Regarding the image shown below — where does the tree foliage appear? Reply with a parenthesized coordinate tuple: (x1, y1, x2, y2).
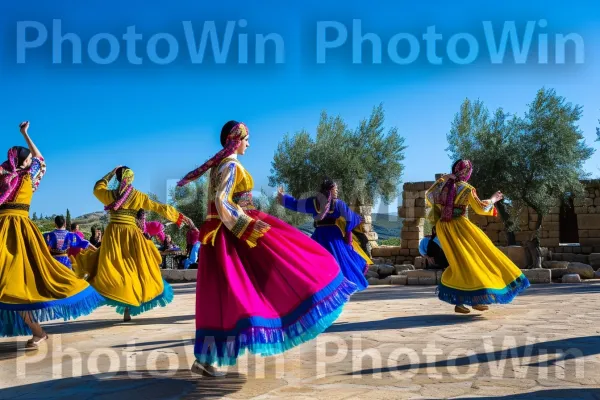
(66, 209, 71, 230)
(268, 104, 406, 214)
(447, 88, 595, 251)
(446, 98, 521, 242)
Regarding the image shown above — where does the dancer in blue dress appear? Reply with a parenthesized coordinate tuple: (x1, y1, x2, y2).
(45, 215, 95, 269)
(278, 177, 369, 291)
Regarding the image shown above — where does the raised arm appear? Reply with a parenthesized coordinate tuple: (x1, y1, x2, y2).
(138, 192, 185, 226)
(278, 189, 317, 215)
(70, 232, 92, 249)
(93, 167, 120, 205)
(19, 122, 41, 158)
(215, 161, 269, 247)
(467, 188, 499, 217)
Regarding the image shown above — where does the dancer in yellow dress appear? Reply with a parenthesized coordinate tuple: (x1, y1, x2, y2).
(425, 159, 530, 314)
(0, 121, 104, 347)
(72, 165, 194, 321)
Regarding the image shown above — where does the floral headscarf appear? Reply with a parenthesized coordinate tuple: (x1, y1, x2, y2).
(0, 147, 30, 205)
(439, 160, 473, 222)
(105, 168, 135, 211)
(177, 123, 249, 187)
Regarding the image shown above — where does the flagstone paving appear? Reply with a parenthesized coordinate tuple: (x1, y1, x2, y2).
(1, 282, 600, 399)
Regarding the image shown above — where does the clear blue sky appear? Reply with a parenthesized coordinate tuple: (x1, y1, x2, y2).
(0, 0, 598, 218)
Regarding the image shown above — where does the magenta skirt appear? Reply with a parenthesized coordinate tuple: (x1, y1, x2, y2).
(194, 210, 358, 366)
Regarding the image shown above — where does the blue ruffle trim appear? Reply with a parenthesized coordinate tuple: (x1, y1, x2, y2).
(437, 273, 530, 306)
(0, 286, 105, 337)
(194, 273, 358, 367)
(103, 279, 174, 316)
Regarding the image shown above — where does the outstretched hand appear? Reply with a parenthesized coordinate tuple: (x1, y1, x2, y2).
(182, 215, 196, 230)
(19, 121, 29, 134)
(491, 191, 504, 203)
(276, 187, 285, 204)
(255, 220, 270, 232)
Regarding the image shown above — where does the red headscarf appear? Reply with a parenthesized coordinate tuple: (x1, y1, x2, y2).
(186, 228, 200, 245)
(439, 160, 473, 222)
(177, 123, 249, 187)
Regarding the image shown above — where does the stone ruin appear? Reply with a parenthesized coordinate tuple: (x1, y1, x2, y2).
(369, 175, 600, 286)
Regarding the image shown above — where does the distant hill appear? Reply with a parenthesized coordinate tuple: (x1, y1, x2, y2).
(297, 213, 402, 240)
(36, 211, 403, 242)
(33, 211, 107, 237)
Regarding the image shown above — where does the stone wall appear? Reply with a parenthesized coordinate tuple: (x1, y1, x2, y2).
(371, 180, 435, 264)
(373, 176, 600, 262)
(469, 179, 600, 254)
(350, 204, 379, 251)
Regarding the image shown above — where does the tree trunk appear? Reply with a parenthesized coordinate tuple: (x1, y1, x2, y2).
(495, 201, 517, 246)
(525, 211, 544, 269)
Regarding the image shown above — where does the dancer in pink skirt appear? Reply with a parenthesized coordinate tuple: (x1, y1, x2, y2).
(177, 120, 358, 376)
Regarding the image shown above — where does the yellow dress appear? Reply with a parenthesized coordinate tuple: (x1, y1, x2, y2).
(71, 172, 183, 316)
(351, 227, 374, 266)
(0, 158, 104, 337)
(425, 177, 530, 305)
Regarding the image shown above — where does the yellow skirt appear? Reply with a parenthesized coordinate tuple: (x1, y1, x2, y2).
(352, 235, 373, 265)
(0, 210, 105, 337)
(71, 221, 173, 316)
(436, 216, 530, 305)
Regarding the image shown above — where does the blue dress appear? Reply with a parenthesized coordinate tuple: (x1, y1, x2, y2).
(45, 229, 91, 269)
(281, 195, 369, 291)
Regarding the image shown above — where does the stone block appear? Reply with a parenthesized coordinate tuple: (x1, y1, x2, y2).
(588, 253, 600, 270)
(394, 264, 415, 274)
(577, 214, 600, 230)
(378, 276, 392, 285)
(406, 270, 437, 285)
(390, 275, 408, 285)
(567, 262, 595, 279)
(543, 260, 569, 269)
(377, 264, 396, 277)
(168, 269, 184, 282)
(414, 256, 425, 269)
(550, 268, 569, 279)
(402, 231, 421, 240)
(506, 246, 528, 269)
(366, 271, 379, 279)
(183, 270, 197, 281)
(522, 269, 551, 284)
(540, 238, 560, 247)
(562, 274, 582, 283)
(580, 238, 600, 246)
(367, 277, 380, 285)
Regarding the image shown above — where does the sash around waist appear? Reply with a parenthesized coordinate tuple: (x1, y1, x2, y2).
(109, 209, 138, 225)
(0, 203, 30, 217)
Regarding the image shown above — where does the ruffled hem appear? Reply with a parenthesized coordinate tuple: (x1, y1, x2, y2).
(103, 280, 174, 316)
(0, 286, 106, 337)
(436, 273, 530, 306)
(194, 274, 358, 367)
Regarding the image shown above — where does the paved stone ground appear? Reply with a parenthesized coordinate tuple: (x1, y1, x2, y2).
(1, 282, 600, 399)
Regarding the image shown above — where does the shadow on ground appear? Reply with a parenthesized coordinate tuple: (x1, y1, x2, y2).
(326, 313, 483, 333)
(462, 388, 600, 399)
(346, 335, 600, 377)
(0, 370, 246, 399)
(41, 314, 194, 335)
